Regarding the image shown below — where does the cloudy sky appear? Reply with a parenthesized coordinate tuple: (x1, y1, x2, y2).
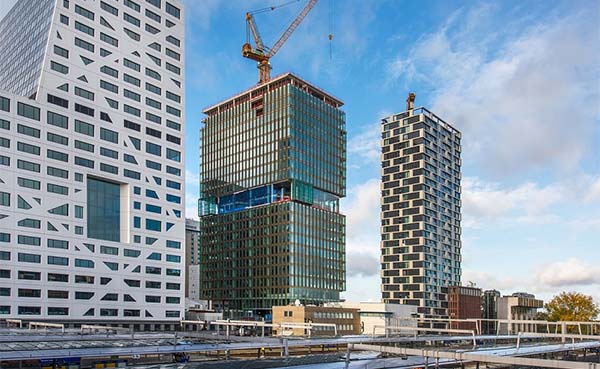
(2, 0, 598, 304)
(179, 0, 600, 304)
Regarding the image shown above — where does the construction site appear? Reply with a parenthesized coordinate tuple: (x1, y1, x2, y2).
(0, 317, 599, 368)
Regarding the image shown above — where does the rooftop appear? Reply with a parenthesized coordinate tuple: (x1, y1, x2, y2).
(202, 72, 344, 118)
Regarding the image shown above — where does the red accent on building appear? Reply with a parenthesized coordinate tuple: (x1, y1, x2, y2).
(448, 286, 481, 330)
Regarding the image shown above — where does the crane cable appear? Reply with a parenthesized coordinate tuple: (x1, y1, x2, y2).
(328, 0, 334, 59)
(250, 0, 301, 15)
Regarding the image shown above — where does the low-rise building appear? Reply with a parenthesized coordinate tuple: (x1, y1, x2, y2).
(498, 292, 543, 334)
(272, 305, 360, 336)
(448, 286, 481, 330)
(339, 302, 418, 335)
(482, 290, 501, 334)
(183, 300, 222, 331)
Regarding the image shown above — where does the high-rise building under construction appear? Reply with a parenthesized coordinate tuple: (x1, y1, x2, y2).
(199, 73, 346, 316)
(380, 96, 461, 320)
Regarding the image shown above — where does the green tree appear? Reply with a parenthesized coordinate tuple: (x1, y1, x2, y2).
(545, 292, 599, 322)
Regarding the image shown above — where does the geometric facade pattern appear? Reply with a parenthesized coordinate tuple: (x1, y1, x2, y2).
(380, 106, 461, 319)
(0, 0, 185, 322)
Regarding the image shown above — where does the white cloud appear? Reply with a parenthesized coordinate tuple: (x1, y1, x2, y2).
(586, 177, 600, 202)
(347, 123, 380, 166)
(536, 258, 600, 287)
(346, 252, 379, 278)
(388, 5, 600, 177)
(462, 269, 516, 292)
(462, 176, 566, 227)
(341, 178, 381, 277)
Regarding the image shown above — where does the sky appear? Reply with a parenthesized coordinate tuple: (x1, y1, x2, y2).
(180, 0, 600, 305)
(2, 0, 599, 305)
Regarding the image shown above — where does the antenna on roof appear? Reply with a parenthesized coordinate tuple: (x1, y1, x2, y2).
(406, 92, 416, 111)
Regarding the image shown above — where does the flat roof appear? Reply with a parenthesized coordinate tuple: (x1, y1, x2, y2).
(202, 72, 343, 116)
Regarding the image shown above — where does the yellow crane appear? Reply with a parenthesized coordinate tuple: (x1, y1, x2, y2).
(242, 0, 319, 84)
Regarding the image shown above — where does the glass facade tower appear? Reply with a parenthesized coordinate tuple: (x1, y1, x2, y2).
(199, 73, 346, 316)
(380, 106, 461, 320)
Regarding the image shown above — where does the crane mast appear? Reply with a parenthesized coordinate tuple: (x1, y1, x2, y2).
(242, 0, 319, 84)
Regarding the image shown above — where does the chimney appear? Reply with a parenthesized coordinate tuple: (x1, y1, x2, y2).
(406, 92, 416, 113)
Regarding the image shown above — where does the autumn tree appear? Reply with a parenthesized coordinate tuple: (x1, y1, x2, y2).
(545, 292, 599, 322)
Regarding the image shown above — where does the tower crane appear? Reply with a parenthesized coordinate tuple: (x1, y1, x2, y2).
(242, 0, 319, 84)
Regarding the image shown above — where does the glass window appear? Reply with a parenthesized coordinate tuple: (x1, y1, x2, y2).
(0, 96, 9, 112)
(75, 120, 94, 136)
(18, 177, 40, 190)
(145, 219, 161, 231)
(89, 168, 109, 183)
(18, 218, 40, 229)
(75, 86, 94, 100)
(100, 80, 119, 93)
(100, 128, 119, 143)
(17, 142, 40, 155)
(165, 2, 180, 19)
(75, 259, 94, 268)
(124, 73, 140, 86)
(124, 104, 141, 117)
(17, 159, 40, 173)
(166, 105, 180, 117)
(47, 166, 69, 179)
(100, 147, 118, 159)
(124, 58, 141, 72)
(48, 256, 69, 266)
(166, 148, 180, 162)
(47, 132, 69, 146)
(146, 142, 161, 156)
(54, 45, 69, 58)
(48, 93, 69, 109)
(0, 192, 9, 207)
(47, 111, 68, 129)
(87, 177, 120, 242)
(17, 124, 40, 138)
(48, 239, 69, 249)
(145, 68, 161, 81)
(75, 4, 94, 20)
(18, 253, 41, 263)
(17, 102, 40, 121)
(100, 32, 118, 47)
(51, 61, 69, 74)
(166, 48, 180, 61)
(75, 157, 94, 168)
(124, 0, 141, 12)
(75, 21, 95, 36)
(75, 37, 95, 52)
(166, 35, 180, 47)
(124, 89, 140, 102)
(101, 1, 118, 16)
(101, 65, 118, 78)
(146, 97, 161, 109)
(75, 103, 94, 117)
(47, 149, 69, 162)
(75, 140, 94, 153)
(123, 13, 140, 27)
(48, 273, 69, 282)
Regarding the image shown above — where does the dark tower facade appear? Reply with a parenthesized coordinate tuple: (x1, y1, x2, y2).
(199, 73, 346, 316)
(380, 98, 462, 320)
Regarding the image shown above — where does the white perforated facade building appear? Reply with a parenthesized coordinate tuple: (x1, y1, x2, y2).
(0, 0, 186, 325)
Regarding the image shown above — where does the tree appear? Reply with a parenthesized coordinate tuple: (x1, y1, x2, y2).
(545, 292, 599, 322)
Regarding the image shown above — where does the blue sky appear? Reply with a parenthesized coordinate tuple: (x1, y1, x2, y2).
(181, 0, 600, 304)
(2, 0, 598, 305)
